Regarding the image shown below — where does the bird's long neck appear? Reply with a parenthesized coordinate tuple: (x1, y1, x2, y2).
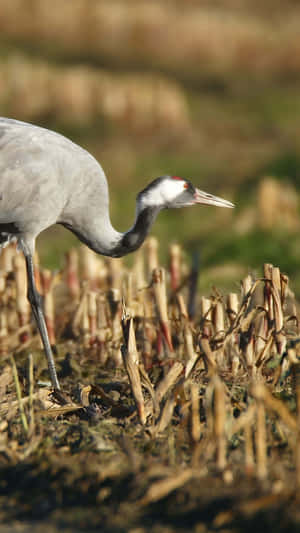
(110, 205, 160, 257)
(61, 205, 160, 258)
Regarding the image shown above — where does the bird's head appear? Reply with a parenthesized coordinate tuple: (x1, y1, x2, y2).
(137, 175, 234, 211)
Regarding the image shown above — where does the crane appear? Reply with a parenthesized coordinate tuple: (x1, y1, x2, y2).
(0, 117, 234, 390)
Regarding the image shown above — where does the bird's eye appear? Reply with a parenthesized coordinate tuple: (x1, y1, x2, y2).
(183, 181, 195, 193)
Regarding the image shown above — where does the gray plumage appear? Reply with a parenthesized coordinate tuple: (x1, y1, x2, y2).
(0, 117, 234, 390)
(0, 117, 121, 257)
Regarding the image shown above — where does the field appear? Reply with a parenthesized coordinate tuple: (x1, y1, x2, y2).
(0, 241, 300, 532)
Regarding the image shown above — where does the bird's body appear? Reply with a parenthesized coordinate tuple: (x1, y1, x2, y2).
(0, 117, 234, 390)
(0, 117, 119, 256)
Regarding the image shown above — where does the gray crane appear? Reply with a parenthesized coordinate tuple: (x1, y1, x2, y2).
(0, 117, 234, 390)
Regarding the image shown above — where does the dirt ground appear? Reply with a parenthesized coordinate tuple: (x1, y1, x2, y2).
(1, 353, 300, 533)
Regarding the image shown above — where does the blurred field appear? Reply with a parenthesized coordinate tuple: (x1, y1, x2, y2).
(1, 0, 300, 294)
(2, 0, 300, 80)
(1, 1, 300, 531)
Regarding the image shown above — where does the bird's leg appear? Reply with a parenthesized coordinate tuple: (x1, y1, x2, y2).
(24, 253, 60, 390)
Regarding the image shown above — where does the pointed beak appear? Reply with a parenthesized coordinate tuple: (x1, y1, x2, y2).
(193, 188, 234, 209)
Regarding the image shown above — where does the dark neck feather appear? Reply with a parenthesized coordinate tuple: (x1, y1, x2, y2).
(60, 205, 161, 258)
(110, 206, 160, 258)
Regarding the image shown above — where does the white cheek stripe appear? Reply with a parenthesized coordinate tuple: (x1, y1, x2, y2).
(142, 179, 185, 207)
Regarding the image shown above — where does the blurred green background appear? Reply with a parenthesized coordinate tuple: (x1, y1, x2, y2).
(1, 0, 300, 293)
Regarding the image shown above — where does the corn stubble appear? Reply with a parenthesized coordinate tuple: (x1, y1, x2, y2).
(0, 238, 300, 525)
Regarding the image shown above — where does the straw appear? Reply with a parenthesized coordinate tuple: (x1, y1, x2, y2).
(10, 354, 28, 435)
(121, 311, 146, 425)
(152, 267, 174, 353)
(65, 248, 80, 301)
(169, 243, 181, 292)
